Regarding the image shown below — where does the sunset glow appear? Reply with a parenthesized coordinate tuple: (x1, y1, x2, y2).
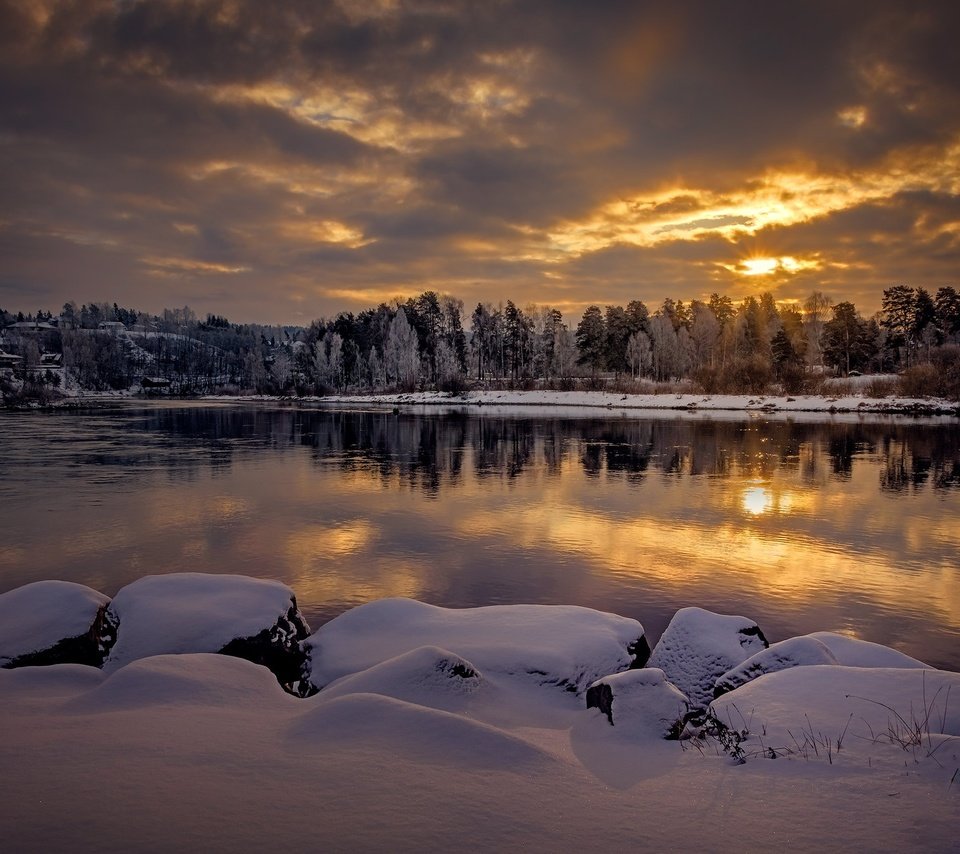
(0, 2, 957, 322)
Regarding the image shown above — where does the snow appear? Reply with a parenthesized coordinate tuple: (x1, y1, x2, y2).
(0, 580, 109, 665)
(2, 648, 958, 851)
(710, 665, 960, 776)
(585, 667, 689, 738)
(714, 635, 840, 697)
(648, 606, 768, 711)
(312, 386, 959, 416)
(316, 645, 485, 712)
(103, 573, 301, 671)
(0, 583, 957, 850)
(806, 631, 930, 669)
(303, 597, 646, 694)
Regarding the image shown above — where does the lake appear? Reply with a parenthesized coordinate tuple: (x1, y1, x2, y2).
(1, 401, 958, 670)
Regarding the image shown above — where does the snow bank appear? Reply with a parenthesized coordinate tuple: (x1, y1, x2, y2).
(68, 653, 297, 712)
(104, 573, 311, 690)
(292, 692, 552, 770)
(304, 597, 647, 694)
(0, 580, 110, 667)
(3, 651, 958, 852)
(315, 387, 959, 416)
(648, 606, 768, 711)
(316, 645, 484, 712)
(710, 665, 960, 775)
(806, 631, 929, 669)
(2, 589, 959, 852)
(713, 636, 839, 698)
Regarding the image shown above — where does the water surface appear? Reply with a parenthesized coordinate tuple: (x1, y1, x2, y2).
(1, 401, 958, 669)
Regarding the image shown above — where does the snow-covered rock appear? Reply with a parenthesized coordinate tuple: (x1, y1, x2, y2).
(67, 654, 297, 712)
(304, 597, 648, 694)
(648, 606, 768, 711)
(317, 645, 484, 712)
(103, 573, 311, 693)
(710, 665, 960, 771)
(713, 636, 839, 698)
(586, 668, 688, 739)
(806, 631, 928, 669)
(0, 581, 112, 668)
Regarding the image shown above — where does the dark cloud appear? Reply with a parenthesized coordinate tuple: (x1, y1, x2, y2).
(0, 0, 958, 322)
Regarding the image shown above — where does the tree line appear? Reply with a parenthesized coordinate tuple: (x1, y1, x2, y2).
(2, 285, 960, 402)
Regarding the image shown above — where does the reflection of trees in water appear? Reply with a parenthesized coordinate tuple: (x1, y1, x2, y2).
(126, 406, 960, 497)
(877, 431, 956, 493)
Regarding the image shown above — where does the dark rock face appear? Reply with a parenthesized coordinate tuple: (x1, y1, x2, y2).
(0, 581, 115, 670)
(102, 573, 315, 697)
(585, 681, 614, 722)
(219, 603, 313, 697)
(4, 605, 115, 669)
(627, 636, 651, 669)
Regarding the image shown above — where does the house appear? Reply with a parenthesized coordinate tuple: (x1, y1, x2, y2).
(4, 321, 57, 332)
(141, 377, 172, 392)
(0, 350, 22, 371)
(98, 321, 128, 334)
(40, 352, 63, 368)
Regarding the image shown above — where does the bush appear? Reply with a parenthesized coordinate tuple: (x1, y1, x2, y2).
(930, 345, 960, 401)
(864, 377, 898, 398)
(898, 363, 940, 398)
(692, 366, 721, 394)
(778, 363, 808, 395)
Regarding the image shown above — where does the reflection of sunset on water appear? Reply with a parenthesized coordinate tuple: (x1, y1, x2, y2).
(741, 486, 772, 516)
(1, 405, 958, 670)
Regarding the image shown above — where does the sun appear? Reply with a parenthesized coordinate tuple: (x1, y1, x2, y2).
(740, 257, 779, 276)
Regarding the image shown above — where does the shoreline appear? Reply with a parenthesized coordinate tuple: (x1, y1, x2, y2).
(4, 387, 959, 417)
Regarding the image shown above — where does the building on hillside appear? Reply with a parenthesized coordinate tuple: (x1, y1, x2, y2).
(98, 321, 128, 334)
(39, 352, 63, 368)
(4, 321, 57, 332)
(0, 350, 23, 373)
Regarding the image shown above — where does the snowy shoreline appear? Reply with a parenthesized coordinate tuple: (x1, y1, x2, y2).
(311, 387, 960, 417)
(5, 383, 959, 417)
(2, 575, 958, 851)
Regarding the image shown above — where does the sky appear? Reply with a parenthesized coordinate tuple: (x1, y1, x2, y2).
(1, 0, 959, 325)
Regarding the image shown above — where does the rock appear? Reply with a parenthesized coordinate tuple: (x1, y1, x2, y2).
(586, 668, 688, 739)
(805, 632, 928, 669)
(0, 581, 113, 668)
(103, 573, 312, 695)
(648, 606, 768, 712)
(710, 665, 960, 766)
(713, 636, 839, 698)
(317, 646, 484, 712)
(303, 597, 647, 694)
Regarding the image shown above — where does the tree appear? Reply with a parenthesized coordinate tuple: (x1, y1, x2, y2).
(689, 301, 720, 369)
(604, 305, 631, 375)
(626, 330, 652, 378)
(881, 285, 916, 364)
(824, 302, 874, 375)
(935, 286, 960, 340)
(385, 308, 419, 390)
(575, 306, 606, 376)
(708, 293, 735, 328)
(803, 291, 831, 370)
(771, 328, 800, 377)
(649, 313, 679, 381)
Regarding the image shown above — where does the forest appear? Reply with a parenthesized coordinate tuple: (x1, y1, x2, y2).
(2, 285, 960, 402)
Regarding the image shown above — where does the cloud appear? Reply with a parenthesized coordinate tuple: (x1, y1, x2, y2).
(0, 0, 958, 322)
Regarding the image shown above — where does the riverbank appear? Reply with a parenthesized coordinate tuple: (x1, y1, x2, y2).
(1, 580, 958, 852)
(309, 388, 960, 417)
(4, 385, 958, 417)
